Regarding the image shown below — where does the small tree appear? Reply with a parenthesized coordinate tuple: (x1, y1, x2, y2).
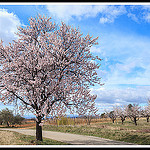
(141, 106, 150, 122)
(0, 113, 3, 125)
(0, 15, 102, 141)
(83, 115, 94, 125)
(81, 99, 99, 125)
(141, 100, 150, 122)
(0, 108, 24, 126)
(109, 111, 117, 123)
(105, 110, 117, 123)
(12, 114, 25, 125)
(0, 108, 14, 126)
(100, 113, 107, 119)
(127, 104, 141, 126)
(113, 105, 127, 124)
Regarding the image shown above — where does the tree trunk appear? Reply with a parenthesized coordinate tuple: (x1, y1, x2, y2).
(121, 117, 125, 124)
(73, 117, 76, 126)
(134, 117, 137, 126)
(87, 120, 90, 125)
(112, 119, 114, 123)
(147, 116, 149, 122)
(87, 116, 91, 125)
(7, 121, 9, 127)
(36, 118, 42, 141)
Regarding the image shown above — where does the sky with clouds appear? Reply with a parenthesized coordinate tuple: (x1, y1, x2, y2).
(1, 3, 150, 116)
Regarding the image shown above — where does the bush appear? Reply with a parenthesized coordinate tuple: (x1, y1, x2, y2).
(0, 108, 25, 126)
(56, 116, 74, 126)
(12, 114, 25, 125)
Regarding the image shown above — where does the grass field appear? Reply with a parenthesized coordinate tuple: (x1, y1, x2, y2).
(42, 118, 150, 145)
(0, 117, 149, 145)
(0, 130, 69, 145)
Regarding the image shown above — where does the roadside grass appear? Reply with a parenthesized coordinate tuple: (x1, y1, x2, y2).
(0, 130, 69, 145)
(42, 118, 150, 145)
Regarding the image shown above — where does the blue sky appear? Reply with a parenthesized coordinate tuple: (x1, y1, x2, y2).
(1, 3, 150, 116)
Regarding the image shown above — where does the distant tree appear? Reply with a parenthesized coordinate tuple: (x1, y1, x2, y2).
(100, 113, 107, 118)
(82, 99, 99, 125)
(0, 108, 14, 126)
(141, 100, 150, 122)
(127, 104, 141, 126)
(105, 110, 117, 123)
(113, 105, 127, 124)
(0, 113, 3, 125)
(128, 104, 133, 109)
(83, 115, 93, 125)
(12, 114, 25, 125)
(141, 106, 150, 122)
(109, 111, 117, 123)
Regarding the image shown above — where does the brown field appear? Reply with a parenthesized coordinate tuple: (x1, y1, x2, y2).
(46, 117, 120, 126)
(0, 117, 146, 129)
(0, 119, 36, 129)
(14, 123, 36, 129)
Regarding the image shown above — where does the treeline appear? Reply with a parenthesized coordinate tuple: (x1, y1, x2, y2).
(104, 100, 150, 126)
(0, 108, 25, 127)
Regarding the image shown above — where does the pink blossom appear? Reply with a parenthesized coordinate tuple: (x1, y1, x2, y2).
(0, 15, 102, 125)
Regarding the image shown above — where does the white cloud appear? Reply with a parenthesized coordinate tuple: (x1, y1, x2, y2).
(90, 46, 102, 53)
(143, 13, 150, 23)
(91, 85, 150, 107)
(100, 31, 150, 58)
(128, 5, 150, 23)
(90, 85, 150, 113)
(99, 5, 126, 23)
(99, 17, 109, 24)
(91, 31, 150, 110)
(0, 9, 21, 44)
(100, 32, 150, 86)
(46, 5, 126, 23)
(46, 5, 93, 21)
(127, 12, 139, 23)
(46, 5, 150, 24)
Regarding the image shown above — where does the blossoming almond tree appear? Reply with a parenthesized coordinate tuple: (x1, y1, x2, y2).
(127, 104, 141, 126)
(141, 99, 150, 122)
(141, 105, 150, 122)
(104, 109, 117, 123)
(82, 98, 99, 125)
(0, 15, 102, 141)
(113, 105, 128, 124)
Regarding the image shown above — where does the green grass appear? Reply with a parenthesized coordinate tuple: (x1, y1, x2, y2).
(0, 130, 69, 145)
(42, 118, 150, 145)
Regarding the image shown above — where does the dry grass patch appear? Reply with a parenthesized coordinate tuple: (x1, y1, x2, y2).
(0, 130, 69, 145)
(0, 130, 20, 145)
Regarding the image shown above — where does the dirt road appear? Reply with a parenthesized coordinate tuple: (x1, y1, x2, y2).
(0, 128, 135, 145)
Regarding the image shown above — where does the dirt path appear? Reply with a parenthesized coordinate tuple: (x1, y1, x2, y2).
(0, 128, 135, 145)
